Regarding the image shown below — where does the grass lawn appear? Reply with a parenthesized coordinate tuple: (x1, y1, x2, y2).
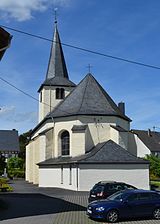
(150, 180, 160, 190)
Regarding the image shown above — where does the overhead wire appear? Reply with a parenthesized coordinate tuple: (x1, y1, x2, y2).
(0, 75, 73, 115)
(1, 24, 160, 70)
(1, 24, 160, 119)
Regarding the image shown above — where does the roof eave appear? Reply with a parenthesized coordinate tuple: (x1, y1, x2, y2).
(48, 113, 131, 122)
(38, 160, 149, 167)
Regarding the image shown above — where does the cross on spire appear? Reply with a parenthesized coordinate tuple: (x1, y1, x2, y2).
(54, 8, 58, 24)
(87, 64, 92, 73)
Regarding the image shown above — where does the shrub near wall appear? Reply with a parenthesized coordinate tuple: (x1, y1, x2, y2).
(145, 154, 160, 180)
(7, 157, 25, 179)
(8, 169, 25, 179)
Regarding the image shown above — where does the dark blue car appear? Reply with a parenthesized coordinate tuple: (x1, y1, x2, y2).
(87, 189, 160, 223)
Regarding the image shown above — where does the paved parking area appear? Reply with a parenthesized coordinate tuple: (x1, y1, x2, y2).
(0, 180, 159, 224)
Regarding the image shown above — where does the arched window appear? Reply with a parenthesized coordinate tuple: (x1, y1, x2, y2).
(61, 131, 70, 156)
(56, 88, 65, 99)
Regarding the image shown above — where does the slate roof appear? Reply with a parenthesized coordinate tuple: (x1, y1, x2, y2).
(40, 76, 76, 88)
(47, 73, 131, 121)
(38, 140, 148, 167)
(110, 125, 128, 132)
(0, 130, 20, 152)
(131, 129, 160, 152)
(0, 27, 12, 60)
(71, 125, 88, 132)
(38, 25, 76, 92)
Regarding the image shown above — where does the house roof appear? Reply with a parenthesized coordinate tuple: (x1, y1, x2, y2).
(47, 73, 131, 121)
(131, 129, 160, 152)
(110, 125, 128, 132)
(71, 125, 88, 132)
(0, 27, 12, 60)
(0, 130, 20, 152)
(38, 140, 148, 166)
(38, 25, 76, 92)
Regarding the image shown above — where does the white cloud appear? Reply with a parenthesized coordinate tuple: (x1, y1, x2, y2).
(0, 0, 70, 21)
(0, 106, 37, 123)
(0, 106, 15, 116)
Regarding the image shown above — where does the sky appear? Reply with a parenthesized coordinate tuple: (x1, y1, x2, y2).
(1, 0, 160, 134)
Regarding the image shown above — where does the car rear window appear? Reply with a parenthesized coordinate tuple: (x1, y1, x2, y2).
(123, 184, 136, 190)
(108, 184, 123, 191)
(92, 185, 105, 193)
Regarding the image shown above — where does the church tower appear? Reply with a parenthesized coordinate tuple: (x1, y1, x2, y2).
(38, 22, 76, 122)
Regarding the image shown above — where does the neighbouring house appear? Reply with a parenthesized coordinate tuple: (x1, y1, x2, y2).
(130, 129, 160, 157)
(0, 129, 20, 158)
(26, 22, 150, 191)
(0, 27, 12, 60)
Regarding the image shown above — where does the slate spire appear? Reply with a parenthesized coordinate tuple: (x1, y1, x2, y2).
(38, 22, 76, 92)
(46, 23, 69, 80)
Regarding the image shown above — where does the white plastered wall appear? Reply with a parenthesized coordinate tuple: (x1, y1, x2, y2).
(79, 116, 129, 150)
(39, 165, 78, 190)
(26, 134, 46, 184)
(79, 163, 150, 191)
(39, 163, 149, 191)
(72, 131, 86, 156)
(128, 132, 151, 157)
(53, 115, 130, 157)
(39, 86, 74, 122)
(32, 137, 41, 184)
(110, 127, 128, 150)
(25, 144, 30, 181)
(27, 115, 130, 185)
(25, 141, 34, 183)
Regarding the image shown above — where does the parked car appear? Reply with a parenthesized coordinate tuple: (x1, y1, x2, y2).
(88, 181, 137, 203)
(87, 189, 160, 223)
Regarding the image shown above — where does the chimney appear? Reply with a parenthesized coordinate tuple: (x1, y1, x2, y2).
(118, 102, 125, 115)
(148, 129, 152, 137)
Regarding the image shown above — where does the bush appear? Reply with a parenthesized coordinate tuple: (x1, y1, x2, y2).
(0, 177, 13, 192)
(7, 157, 25, 179)
(8, 169, 25, 178)
(145, 154, 160, 178)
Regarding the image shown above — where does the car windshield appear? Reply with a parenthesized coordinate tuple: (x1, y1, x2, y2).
(107, 191, 125, 201)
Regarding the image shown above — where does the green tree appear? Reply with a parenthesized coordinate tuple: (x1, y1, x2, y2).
(7, 157, 24, 170)
(7, 157, 25, 178)
(145, 154, 160, 179)
(19, 129, 32, 159)
(0, 154, 6, 175)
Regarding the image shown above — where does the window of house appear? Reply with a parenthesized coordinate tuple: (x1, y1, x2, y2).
(61, 131, 70, 156)
(56, 88, 65, 99)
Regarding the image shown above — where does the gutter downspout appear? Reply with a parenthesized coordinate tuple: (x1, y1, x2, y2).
(76, 164, 79, 191)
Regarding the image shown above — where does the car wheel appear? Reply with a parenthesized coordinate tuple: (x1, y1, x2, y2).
(153, 208, 160, 219)
(106, 209, 119, 223)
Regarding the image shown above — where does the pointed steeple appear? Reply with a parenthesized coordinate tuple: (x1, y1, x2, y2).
(38, 23, 76, 92)
(46, 24, 69, 80)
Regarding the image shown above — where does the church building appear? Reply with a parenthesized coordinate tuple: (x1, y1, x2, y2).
(26, 22, 150, 191)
